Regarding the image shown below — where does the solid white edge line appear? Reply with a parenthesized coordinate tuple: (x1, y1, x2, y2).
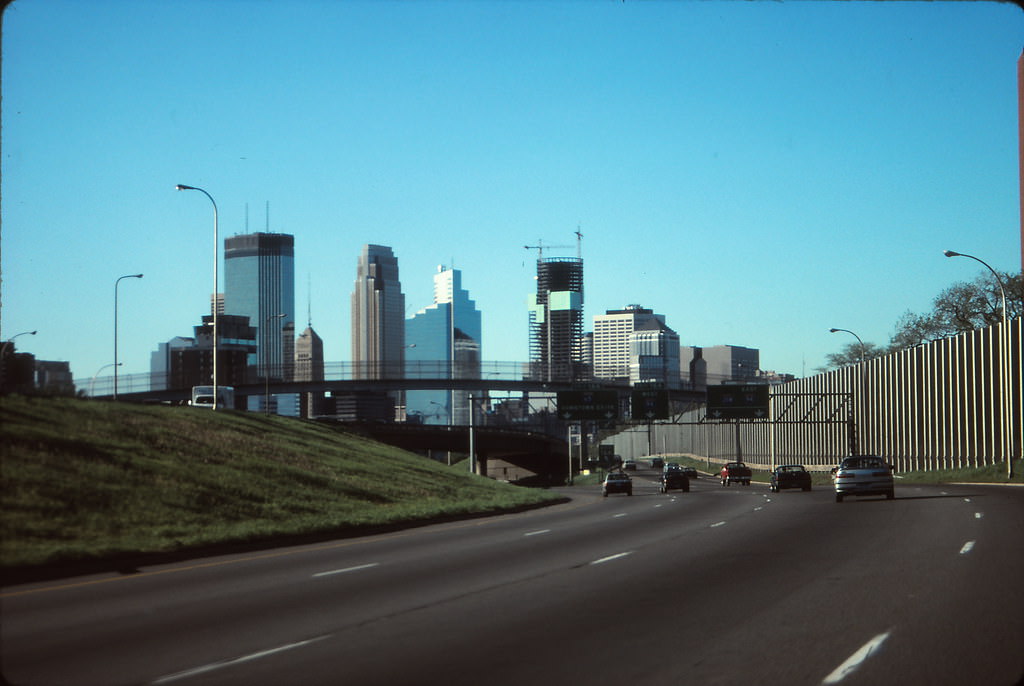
(590, 552, 632, 566)
(313, 562, 380, 578)
(152, 635, 330, 684)
(960, 541, 975, 555)
(822, 630, 891, 684)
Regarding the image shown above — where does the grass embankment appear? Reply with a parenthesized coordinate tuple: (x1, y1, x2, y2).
(1, 396, 562, 572)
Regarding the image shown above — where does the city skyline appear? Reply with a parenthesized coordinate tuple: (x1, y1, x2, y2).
(2, 1, 1021, 384)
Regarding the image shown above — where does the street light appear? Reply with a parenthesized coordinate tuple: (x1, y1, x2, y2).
(114, 273, 143, 400)
(265, 313, 286, 415)
(1, 330, 37, 358)
(176, 184, 219, 409)
(830, 327, 866, 456)
(90, 362, 121, 398)
(944, 249, 1012, 478)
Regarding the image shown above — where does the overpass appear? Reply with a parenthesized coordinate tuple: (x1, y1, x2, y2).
(334, 421, 570, 484)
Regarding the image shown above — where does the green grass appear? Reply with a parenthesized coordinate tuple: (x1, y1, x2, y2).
(0, 396, 562, 570)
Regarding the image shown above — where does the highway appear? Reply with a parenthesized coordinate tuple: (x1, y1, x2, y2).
(3, 469, 1022, 686)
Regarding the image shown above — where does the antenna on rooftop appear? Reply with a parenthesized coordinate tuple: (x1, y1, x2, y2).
(306, 273, 312, 328)
(265, 201, 270, 232)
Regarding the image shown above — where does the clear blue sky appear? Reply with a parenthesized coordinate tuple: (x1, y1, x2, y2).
(2, 0, 1021, 385)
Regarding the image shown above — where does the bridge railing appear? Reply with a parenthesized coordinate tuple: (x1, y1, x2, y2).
(76, 360, 587, 397)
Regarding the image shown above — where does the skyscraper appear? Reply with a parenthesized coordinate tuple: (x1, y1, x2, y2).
(223, 232, 295, 411)
(592, 305, 667, 382)
(527, 256, 585, 382)
(351, 244, 405, 379)
(295, 324, 324, 418)
(406, 266, 481, 425)
(629, 318, 681, 389)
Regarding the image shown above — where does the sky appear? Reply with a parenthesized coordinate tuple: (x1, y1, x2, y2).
(2, 0, 1022, 387)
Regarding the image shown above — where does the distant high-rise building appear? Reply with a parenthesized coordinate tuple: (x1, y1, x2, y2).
(168, 314, 257, 402)
(295, 324, 325, 418)
(592, 305, 667, 383)
(630, 319, 681, 389)
(701, 345, 760, 384)
(406, 266, 481, 425)
(527, 257, 585, 382)
(150, 336, 194, 390)
(224, 232, 295, 412)
(351, 245, 405, 379)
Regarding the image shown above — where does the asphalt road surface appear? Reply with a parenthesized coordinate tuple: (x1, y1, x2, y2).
(3, 471, 1022, 686)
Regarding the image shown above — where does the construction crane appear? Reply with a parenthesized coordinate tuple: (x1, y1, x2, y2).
(524, 231, 583, 260)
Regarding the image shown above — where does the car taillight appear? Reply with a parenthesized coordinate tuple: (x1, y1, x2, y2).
(836, 473, 853, 479)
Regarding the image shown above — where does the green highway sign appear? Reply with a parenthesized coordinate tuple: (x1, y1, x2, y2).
(706, 384, 770, 420)
(556, 390, 619, 421)
(631, 388, 669, 420)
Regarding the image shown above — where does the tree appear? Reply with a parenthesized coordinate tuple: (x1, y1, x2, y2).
(818, 341, 887, 373)
(889, 270, 1023, 349)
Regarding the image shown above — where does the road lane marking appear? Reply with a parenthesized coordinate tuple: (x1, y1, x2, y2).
(613, 513, 628, 518)
(524, 529, 550, 537)
(974, 512, 983, 519)
(959, 541, 975, 555)
(710, 521, 726, 528)
(822, 630, 891, 684)
(754, 506, 764, 511)
(152, 635, 330, 684)
(590, 552, 632, 566)
(313, 563, 380, 578)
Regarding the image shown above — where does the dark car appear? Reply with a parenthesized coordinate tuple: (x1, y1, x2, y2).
(769, 464, 812, 492)
(602, 471, 633, 497)
(659, 469, 690, 493)
(650, 457, 664, 470)
(680, 465, 699, 479)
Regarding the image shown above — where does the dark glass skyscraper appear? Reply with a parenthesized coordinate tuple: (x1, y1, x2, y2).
(224, 232, 295, 411)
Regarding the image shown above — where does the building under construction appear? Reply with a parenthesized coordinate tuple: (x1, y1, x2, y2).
(528, 256, 587, 382)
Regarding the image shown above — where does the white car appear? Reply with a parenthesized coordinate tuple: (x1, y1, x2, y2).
(832, 455, 894, 503)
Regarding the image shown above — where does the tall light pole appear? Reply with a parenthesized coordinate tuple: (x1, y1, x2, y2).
(90, 362, 121, 398)
(830, 327, 866, 455)
(114, 273, 143, 400)
(1, 330, 37, 358)
(176, 184, 219, 409)
(1, 331, 37, 392)
(944, 249, 1013, 478)
(265, 313, 286, 415)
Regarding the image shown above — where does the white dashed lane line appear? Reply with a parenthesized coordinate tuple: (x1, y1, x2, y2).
(710, 521, 726, 528)
(590, 552, 633, 566)
(312, 563, 380, 578)
(959, 541, 975, 555)
(524, 529, 550, 537)
(822, 630, 891, 684)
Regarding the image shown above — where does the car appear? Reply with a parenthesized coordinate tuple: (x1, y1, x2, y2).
(720, 462, 752, 486)
(680, 465, 699, 479)
(832, 455, 894, 503)
(659, 469, 689, 493)
(623, 459, 638, 471)
(602, 471, 633, 497)
(650, 457, 664, 470)
(769, 464, 812, 492)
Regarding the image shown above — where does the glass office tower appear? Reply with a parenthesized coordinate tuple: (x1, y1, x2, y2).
(224, 232, 295, 412)
(406, 267, 481, 425)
